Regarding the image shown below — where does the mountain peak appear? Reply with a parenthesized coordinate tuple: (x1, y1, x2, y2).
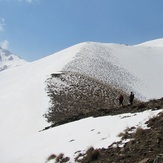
(0, 47, 27, 72)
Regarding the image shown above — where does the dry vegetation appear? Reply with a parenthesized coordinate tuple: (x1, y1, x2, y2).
(44, 71, 128, 127)
(46, 153, 70, 163)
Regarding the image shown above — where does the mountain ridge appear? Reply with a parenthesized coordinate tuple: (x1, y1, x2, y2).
(0, 47, 27, 72)
(135, 38, 163, 47)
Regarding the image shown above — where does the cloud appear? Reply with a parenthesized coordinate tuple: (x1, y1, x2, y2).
(18, 0, 35, 3)
(0, 0, 39, 3)
(0, 40, 9, 50)
(22, 0, 32, 3)
(26, 0, 32, 2)
(0, 18, 6, 32)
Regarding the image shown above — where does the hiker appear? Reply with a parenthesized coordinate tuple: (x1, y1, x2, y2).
(129, 92, 134, 105)
(118, 94, 124, 106)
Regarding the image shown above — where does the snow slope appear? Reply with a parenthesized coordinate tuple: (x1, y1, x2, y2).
(1, 110, 162, 163)
(0, 43, 82, 145)
(0, 39, 163, 162)
(136, 38, 163, 47)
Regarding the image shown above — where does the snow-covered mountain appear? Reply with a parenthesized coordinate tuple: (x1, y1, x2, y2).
(0, 39, 163, 163)
(0, 47, 27, 71)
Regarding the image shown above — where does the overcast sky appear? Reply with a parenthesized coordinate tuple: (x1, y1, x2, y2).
(0, 0, 163, 61)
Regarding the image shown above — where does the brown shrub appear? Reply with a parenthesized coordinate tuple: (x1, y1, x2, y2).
(46, 153, 70, 163)
(134, 127, 146, 138)
(78, 147, 100, 163)
(46, 154, 56, 162)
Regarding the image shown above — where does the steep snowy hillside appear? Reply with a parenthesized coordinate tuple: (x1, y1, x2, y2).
(63, 42, 163, 99)
(0, 47, 27, 71)
(0, 39, 163, 163)
(0, 43, 83, 145)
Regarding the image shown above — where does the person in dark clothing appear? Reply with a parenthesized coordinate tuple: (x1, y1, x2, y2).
(129, 92, 134, 105)
(118, 94, 124, 106)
